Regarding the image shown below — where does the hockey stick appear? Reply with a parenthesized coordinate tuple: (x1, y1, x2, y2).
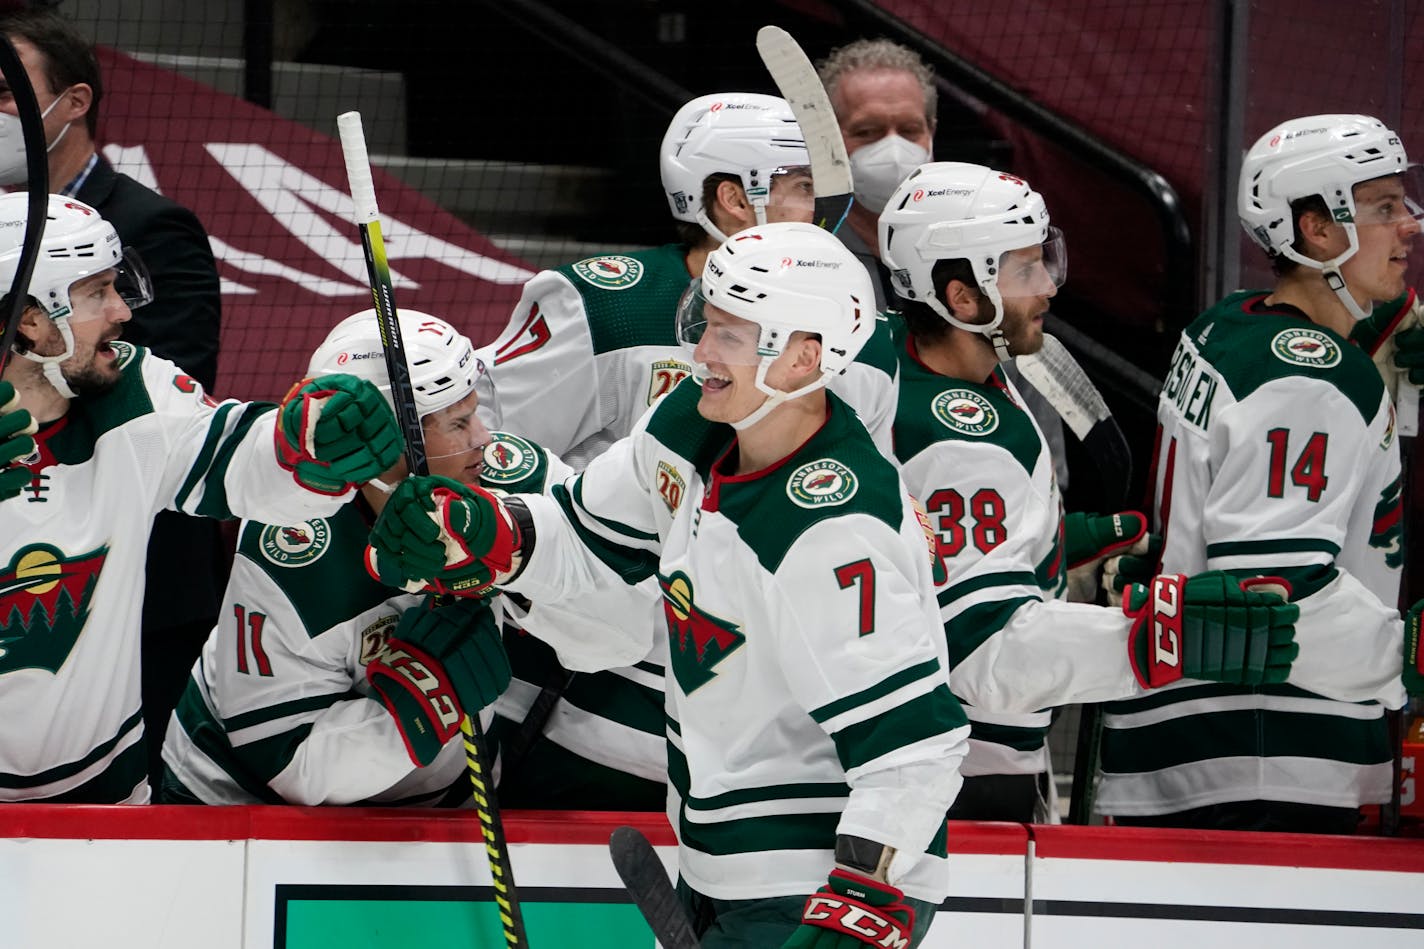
(1016, 333, 1133, 510)
(755, 25, 853, 235)
(338, 111, 529, 948)
(0, 33, 50, 376)
(609, 826, 700, 949)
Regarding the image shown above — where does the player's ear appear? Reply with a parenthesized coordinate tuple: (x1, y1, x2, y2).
(944, 279, 980, 321)
(713, 179, 753, 230)
(1295, 205, 1338, 257)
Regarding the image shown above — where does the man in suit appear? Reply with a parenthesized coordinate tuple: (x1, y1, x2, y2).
(0, 7, 225, 792)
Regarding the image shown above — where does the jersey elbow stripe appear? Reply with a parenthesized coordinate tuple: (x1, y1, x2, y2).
(936, 569, 1038, 609)
(1205, 537, 1341, 559)
(810, 658, 942, 726)
(945, 595, 1041, 668)
(832, 684, 968, 772)
(174, 401, 240, 511)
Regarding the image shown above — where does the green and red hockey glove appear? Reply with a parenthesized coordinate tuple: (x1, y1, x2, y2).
(782, 869, 915, 949)
(365, 474, 522, 597)
(1063, 511, 1149, 603)
(0, 381, 35, 502)
(366, 596, 512, 766)
(275, 373, 402, 494)
(1405, 600, 1424, 697)
(1354, 288, 1424, 388)
(1124, 571, 1299, 689)
(1103, 531, 1164, 607)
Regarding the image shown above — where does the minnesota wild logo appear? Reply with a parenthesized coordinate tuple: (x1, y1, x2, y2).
(481, 432, 539, 486)
(571, 255, 644, 291)
(933, 389, 999, 436)
(787, 459, 858, 509)
(0, 543, 108, 674)
(661, 571, 745, 694)
(1271, 328, 1341, 368)
(1371, 474, 1404, 569)
(258, 519, 331, 567)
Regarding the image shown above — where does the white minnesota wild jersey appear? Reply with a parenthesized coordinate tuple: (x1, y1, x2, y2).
(891, 325, 1149, 782)
(0, 342, 352, 803)
(477, 244, 902, 466)
(506, 380, 969, 904)
(1099, 291, 1408, 816)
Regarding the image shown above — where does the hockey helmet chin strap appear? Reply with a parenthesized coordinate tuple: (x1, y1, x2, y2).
(1276, 222, 1372, 321)
(923, 283, 1015, 363)
(16, 315, 78, 399)
(696, 173, 774, 247)
(692, 356, 831, 432)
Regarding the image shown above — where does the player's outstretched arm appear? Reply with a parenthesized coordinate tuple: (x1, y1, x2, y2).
(0, 380, 35, 502)
(274, 373, 403, 494)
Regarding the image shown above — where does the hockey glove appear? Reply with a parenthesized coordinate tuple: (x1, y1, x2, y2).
(1063, 511, 1149, 603)
(275, 373, 403, 494)
(1124, 571, 1299, 689)
(1354, 288, 1424, 388)
(782, 869, 915, 949)
(0, 381, 36, 502)
(366, 474, 522, 597)
(1405, 600, 1424, 697)
(367, 596, 512, 766)
(1103, 531, 1164, 608)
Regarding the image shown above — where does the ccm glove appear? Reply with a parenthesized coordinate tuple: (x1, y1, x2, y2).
(782, 869, 915, 949)
(367, 597, 512, 766)
(0, 381, 36, 502)
(1103, 531, 1164, 607)
(275, 373, 402, 494)
(1405, 600, 1424, 697)
(1124, 571, 1299, 689)
(1063, 511, 1148, 603)
(366, 474, 522, 597)
(1355, 288, 1424, 388)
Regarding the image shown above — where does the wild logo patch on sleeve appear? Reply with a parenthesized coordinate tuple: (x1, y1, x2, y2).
(1271, 328, 1341, 368)
(786, 458, 858, 508)
(481, 432, 540, 486)
(259, 519, 331, 567)
(932, 389, 999, 436)
(571, 255, 644, 290)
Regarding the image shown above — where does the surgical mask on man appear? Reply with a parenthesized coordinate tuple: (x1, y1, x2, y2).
(850, 134, 930, 214)
(0, 90, 72, 186)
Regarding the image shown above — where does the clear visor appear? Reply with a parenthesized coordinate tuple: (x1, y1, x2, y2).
(65, 247, 154, 323)
(675, 278, 766, 367)
(995, 226, 1067, 300)
(1350, 166, 1424, 230)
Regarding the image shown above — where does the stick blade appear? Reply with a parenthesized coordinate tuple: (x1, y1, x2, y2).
(609, 827, 700, 949)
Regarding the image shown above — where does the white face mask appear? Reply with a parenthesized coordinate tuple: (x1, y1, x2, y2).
(0, 91, 72, 186)
(850, 134, 930, 214)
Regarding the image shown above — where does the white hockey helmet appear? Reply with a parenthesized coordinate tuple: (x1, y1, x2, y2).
(660, 93, 811, 244)
(879, 161, 1065, 360)
(675, 221, 874, 429)
(0, 193, 152, 396)
(1239, 114, 1417, 318)
(308, 309, 487, 420)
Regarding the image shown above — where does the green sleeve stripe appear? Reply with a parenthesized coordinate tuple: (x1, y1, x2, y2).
(172, 683, 288, 802)
(552, 483, 660, 583)
(937, 570, 1038, 609)
(968, 719, 1048, 752)
(809, 658, 942, 724)
(664, 713, 682, 737)
(0, 708, 143, 789)
(1206, 537, 1340, 559)
(832, 684, 968, 772)
(192, 403, 274, 518)
(679, 810, 840, 857)
(572, 477, 660, 542)
(222, 691, 349, 733)
(667, 739, 689, 798)
(174, 401, 238, 510)
(687, 780, 849, 811)
(945, 596, 1039, 668)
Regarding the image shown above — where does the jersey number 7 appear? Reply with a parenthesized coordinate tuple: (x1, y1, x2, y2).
(834, 559, 876, 636)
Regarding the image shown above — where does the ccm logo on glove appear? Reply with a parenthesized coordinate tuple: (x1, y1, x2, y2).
(1151, 575, 1182, 670)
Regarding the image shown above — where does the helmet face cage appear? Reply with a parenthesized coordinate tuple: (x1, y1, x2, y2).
(880, 162, 1058, 334)
(307, 309, 487, 423)
(660, 93, 811, 232)
(677, 222, 875, 395)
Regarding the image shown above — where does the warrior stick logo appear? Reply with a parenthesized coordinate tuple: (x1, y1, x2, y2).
(258, 519, 331, 567)
(787, 459, 858, 508)
(481, 433, 539, 486)
(1270, 328, 1341, 368)
(0, 543, 108, 673)
(661, 571, 745, 694)
(571, 255, 644, 290)
(932, 389, 999, 436)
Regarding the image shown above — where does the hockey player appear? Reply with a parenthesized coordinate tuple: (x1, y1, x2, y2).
(370, 222, 966, 948)
(1098, 114, 1424, 832)
(878, 162, 1303, 822)
(476, 92, 901, 812)
(159, 310, 514, 806)
(0, 194, 402, 803)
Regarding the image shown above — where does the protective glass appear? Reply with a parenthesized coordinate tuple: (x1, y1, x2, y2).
(421, 352, 493, 462)
(996, 227, 1067, 300)
(675, 279, 764, 367)
(1351, 166, 1424, 230)
(65, 248, 154, 323)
